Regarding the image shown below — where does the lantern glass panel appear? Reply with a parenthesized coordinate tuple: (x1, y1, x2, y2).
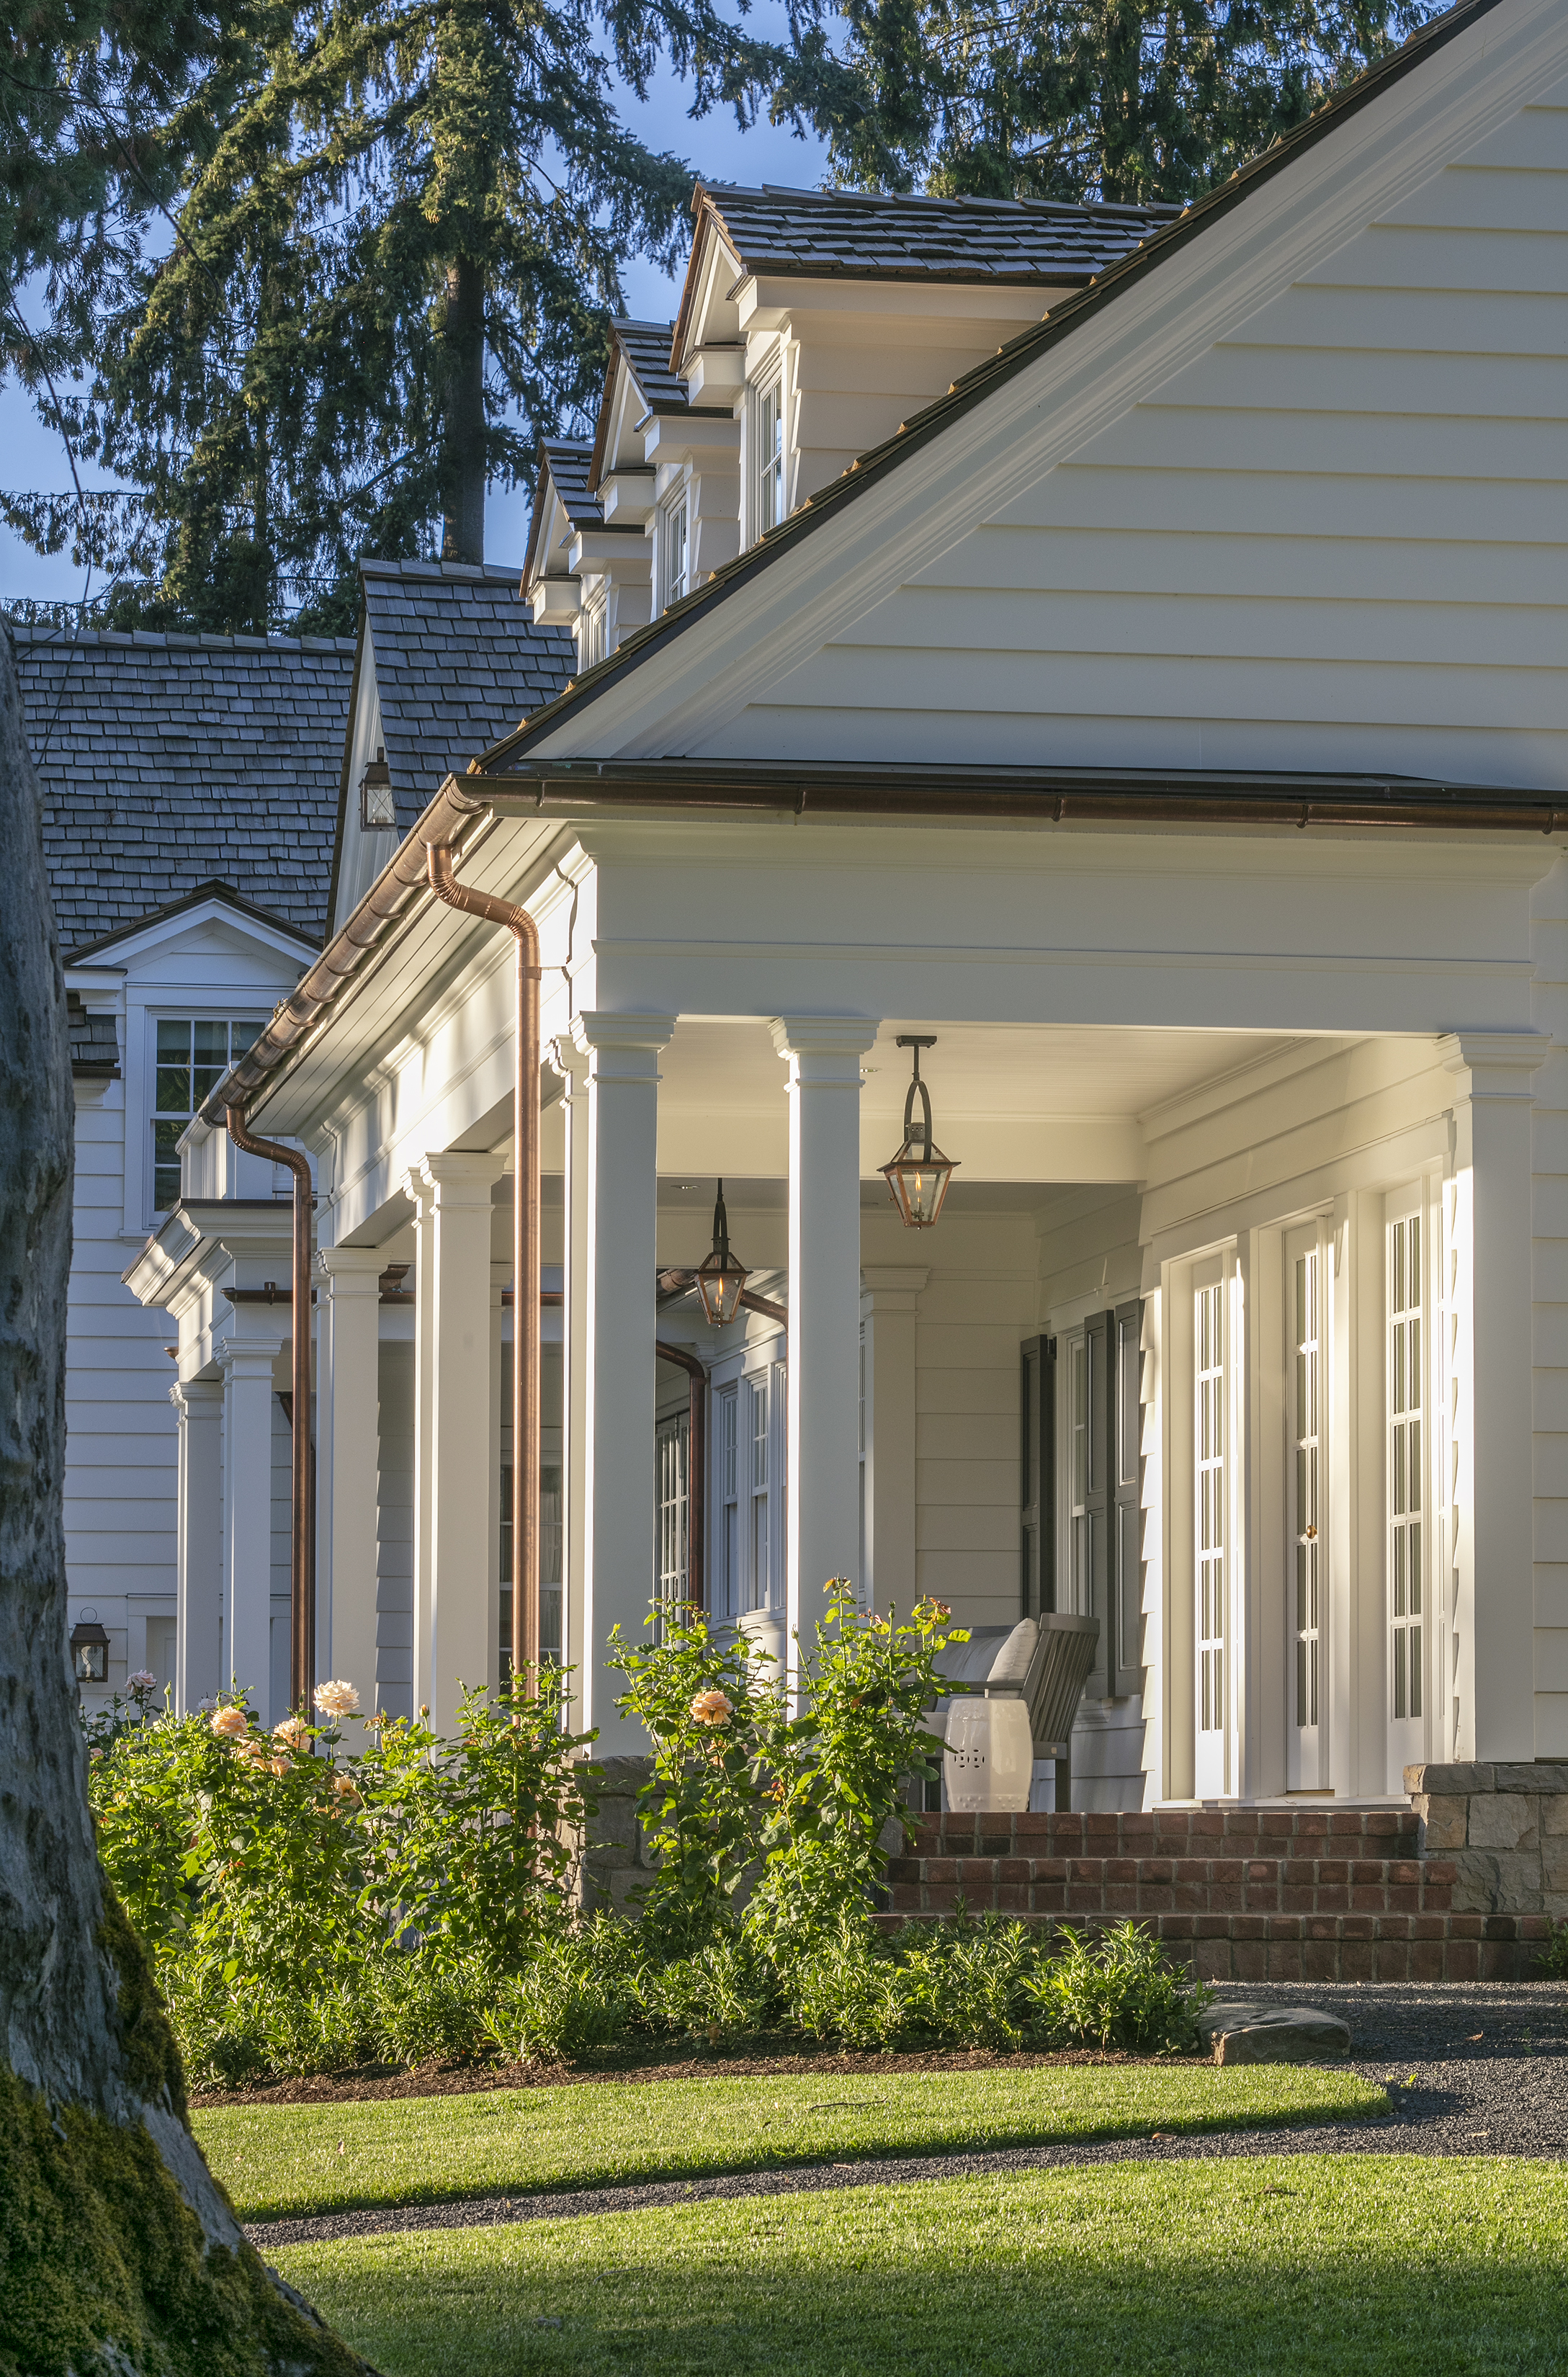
(695, 1253, 747, 1326)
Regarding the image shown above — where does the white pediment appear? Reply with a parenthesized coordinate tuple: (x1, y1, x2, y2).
(518, 0, 1568, 795)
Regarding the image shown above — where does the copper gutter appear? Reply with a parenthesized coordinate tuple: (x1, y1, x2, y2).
(655, 1342, 707, 1611)
(224, 1104, 315, 1714)
(425, 841, 542, 1689)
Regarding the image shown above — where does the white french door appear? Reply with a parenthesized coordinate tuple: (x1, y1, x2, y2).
(1193, 1258, 1229, 1798)
(1285, 1222, 1327, 1790)
(1386, 1193, 1428, 1781)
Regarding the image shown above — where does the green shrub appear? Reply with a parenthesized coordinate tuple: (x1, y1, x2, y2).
(1024, 1921, 1211, 2054)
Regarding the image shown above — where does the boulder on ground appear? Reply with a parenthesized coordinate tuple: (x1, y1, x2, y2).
(1196, 2003, 1352, 2065)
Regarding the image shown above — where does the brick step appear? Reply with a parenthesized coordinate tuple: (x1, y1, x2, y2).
(905, 1809, 1420, 1859)
(870, 1907, 1551, 1984)
(887, 1853, 1453, 1921)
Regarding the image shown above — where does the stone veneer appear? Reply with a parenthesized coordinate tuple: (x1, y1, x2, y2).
(1406, 1760, 1568, 1920)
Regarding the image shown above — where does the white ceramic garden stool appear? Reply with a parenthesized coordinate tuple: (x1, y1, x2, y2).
(944, 1695, 1034, 1813)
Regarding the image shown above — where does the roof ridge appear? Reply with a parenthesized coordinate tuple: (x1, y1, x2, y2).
(8, 621, 358, 653)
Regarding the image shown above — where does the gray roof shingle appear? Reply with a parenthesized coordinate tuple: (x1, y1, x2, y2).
(359, 560, 575, 835)
(613, 318, 687, 411)
(539, 439, 601, 529)
(696, 182, 1179, 286)
(15, 624, 355, 956)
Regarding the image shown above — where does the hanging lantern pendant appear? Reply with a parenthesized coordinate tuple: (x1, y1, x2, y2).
(882, 1035, 957, 1229)
(694, 1178, 749, 1325)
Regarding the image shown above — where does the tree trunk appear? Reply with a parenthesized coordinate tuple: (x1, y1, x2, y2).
(438, 254, 486, 563)
(0, 625, 377, 2374)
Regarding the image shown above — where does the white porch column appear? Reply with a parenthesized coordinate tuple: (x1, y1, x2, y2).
(551, 1037, 592, 1700)
(219, 1329, 285, 1722)
(406, 1152, 504, 1734)
(570, 1011, 675, 1750)
(770, 1016, 880, 1686)
(1441, 1032, 1548, 1762)
(315, 1246, 385, 1711)
(860, 1266, 928, 1619)
(171, 1378, 223, 1714)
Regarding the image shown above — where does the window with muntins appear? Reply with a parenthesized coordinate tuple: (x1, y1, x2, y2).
(152, 1018, 258, 1213)
(656, 1412, 689, 1609)
(1290, 1246, 1323, 1731)
(754, 376, 784, 537)
(1196, 1281, 1225, 1740)
(659, 493, 689, 609)
(718, 1384, 739, 1619)
(1389, 1213, 1423, 1722)
(748, 1374, 770, 1611)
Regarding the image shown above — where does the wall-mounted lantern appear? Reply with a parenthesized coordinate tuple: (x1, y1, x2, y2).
(880, 1035, 958, 1230)
(693, 1180, 748, 1325)
(359, 748, 396, 829)
(69, 1611, 110, 1685)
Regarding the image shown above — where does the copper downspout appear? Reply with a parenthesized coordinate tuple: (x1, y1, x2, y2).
(655, 1343, 707, 1612)
(426, 841, 542, 1688)
(224, 1105, 315, 1713)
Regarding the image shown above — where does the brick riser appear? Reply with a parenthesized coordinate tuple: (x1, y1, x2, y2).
(885, 1810, 1552, 1981)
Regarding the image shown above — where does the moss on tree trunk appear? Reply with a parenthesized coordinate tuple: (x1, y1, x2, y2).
(0, 621, 380, 2375)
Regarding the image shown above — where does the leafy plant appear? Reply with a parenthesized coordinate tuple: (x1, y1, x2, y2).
(745, 1588, 964, 1961)
(1024, 1922, 1211, 2054)
(607, 1606, 780, 1951)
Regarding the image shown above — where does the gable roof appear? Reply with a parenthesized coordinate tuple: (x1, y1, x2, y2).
(63, 877, 320, 965)
(539, 439, 601, 527)
(587, 318, 689, 489)
(357, 559, 575, 838)
(14, 622, 354, 955)
(486, 0, 1510, 773)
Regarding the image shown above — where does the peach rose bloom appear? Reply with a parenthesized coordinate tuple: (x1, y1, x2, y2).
(210, 1706, 248, 1740)
(689, 1688, 733, 1727)
(272, 1715, 310, 1752)
(313, 1680, 360, 1717)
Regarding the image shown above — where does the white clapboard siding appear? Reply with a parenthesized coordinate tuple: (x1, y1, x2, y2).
(65, 1085, 178, 1696)
(1531, 870, 1568, 1748)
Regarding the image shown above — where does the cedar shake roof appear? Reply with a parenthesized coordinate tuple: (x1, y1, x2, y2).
(613, 318, 688, 411)
(14, 623, 355, 955)
(358, 559, 575, 837)
(693, 182, 1179, 287)
(539, 439, 601, 529)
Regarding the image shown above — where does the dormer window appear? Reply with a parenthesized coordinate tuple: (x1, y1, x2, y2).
(659, 492, 689, 611)
(754, 375, 784, 537)
(359, 749, 395, 829)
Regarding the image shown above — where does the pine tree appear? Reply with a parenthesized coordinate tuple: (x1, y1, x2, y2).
(781, 0, 1441, 204)
(68, 0, 793, 632)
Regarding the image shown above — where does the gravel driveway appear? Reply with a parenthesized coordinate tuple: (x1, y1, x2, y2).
(245, 1982, 1568, 2252)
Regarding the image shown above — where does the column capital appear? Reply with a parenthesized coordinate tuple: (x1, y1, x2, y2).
(769, 1015, 880, 1083)
(170, 1376, 223, 1416)
(218, 1338, 284, 1379)
(548, 1033, 592, 1088)
(570, 1010, 676, 1084)
(315, 1245, 387, 1292)
(404, 1150, 505, 1212)
(861, 1265, 928, 1314)
(1438, 1031, 1551, 1100)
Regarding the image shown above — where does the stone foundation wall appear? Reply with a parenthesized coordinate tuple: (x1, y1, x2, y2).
(1406, 1761, 1568, 1920)
(578, 1754, 655, 1917)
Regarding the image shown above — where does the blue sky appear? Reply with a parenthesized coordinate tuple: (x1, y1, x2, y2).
(0, 12, 830, 607)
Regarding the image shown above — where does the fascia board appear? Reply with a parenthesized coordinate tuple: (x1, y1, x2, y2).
(738, 274, 1078, 334)
(243, 814, 575, 1137)
(514, 0, 1554, 769)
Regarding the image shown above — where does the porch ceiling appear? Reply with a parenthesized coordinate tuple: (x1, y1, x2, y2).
(655, 1019, 1313, 1184)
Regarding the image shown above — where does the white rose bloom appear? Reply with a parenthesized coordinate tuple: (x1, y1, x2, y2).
(313, 1680, 361, 1717)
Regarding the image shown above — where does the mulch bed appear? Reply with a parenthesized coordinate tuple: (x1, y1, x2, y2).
(196, 2041, 1191, 2110)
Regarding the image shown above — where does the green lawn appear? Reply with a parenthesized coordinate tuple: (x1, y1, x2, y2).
(272, 2156, 1568, 2377)
(200, 2062, 1384, 2221)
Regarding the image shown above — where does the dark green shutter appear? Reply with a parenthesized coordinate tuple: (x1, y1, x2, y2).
(1020, 1335, 1054, 1618)
(1113, 1299, 1144, 1698)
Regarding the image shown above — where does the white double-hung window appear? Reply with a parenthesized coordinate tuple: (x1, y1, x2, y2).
(1387, 1194, 1428, 1773)
(151, 1017, 259, 1214)
(753, 374, 784, 539)
(1193, 1257, 1229, 1797)
(658, 491, 689, 610)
